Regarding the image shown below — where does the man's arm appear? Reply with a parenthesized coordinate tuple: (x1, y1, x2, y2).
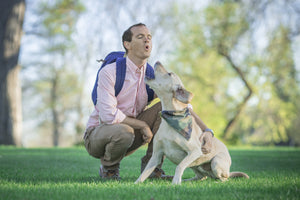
(122, 117, 153, 144)
(190, 109, 208, 131)
(190, 109, 213, 154)
(97, 64, 127, 124)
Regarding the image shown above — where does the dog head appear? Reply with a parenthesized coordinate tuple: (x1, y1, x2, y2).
(145, 61, 193, 105)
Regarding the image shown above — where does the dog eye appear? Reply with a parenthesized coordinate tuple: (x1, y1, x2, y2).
(168, 73, 172, 76)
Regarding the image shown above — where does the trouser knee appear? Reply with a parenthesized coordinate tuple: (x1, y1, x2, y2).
(101, 125, 135, 168)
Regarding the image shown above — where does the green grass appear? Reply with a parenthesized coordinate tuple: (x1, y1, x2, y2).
(0, 146, 299, 200)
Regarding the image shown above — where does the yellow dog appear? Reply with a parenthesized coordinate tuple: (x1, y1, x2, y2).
(135, 62, 249, 184)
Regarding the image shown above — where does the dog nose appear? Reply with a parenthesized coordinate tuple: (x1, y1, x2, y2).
(154, 61, 168, 74)
(154, 61, 161, 70)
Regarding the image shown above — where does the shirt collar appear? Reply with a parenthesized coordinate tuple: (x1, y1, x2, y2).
(126, 57, 146, 74)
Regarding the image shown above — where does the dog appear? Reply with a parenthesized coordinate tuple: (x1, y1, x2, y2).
(135, 61, 249, 184)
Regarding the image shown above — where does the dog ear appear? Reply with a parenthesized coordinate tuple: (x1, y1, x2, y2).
(174, 87, 194, 103)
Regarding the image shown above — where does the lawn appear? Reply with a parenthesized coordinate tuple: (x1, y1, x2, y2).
(0, 146, 299, 200)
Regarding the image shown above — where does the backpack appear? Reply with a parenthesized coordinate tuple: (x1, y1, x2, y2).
(92, 51, 155, 105)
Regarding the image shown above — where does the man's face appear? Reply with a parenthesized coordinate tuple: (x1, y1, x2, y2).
(126, 25, 152, 60)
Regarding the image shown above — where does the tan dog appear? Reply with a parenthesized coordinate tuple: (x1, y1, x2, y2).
(135, 62, 249, 184)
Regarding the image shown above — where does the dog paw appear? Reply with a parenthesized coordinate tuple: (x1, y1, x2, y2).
(135, 178, 142, 184)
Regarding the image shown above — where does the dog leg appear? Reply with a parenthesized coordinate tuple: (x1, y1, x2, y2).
(183, 167, 207, 182)
(172, 150, 204, 184)
(135, 151, 164, 183)
(211, 154, 230, 181)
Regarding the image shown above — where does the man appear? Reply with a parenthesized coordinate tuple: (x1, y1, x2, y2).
(84, 23, 213, 180)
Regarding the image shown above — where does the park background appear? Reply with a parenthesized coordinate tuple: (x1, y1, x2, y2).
(1, 0, 300, 147)
(1, 1, 300, 199)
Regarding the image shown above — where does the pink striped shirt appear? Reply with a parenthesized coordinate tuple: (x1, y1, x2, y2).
(86, 57, 149, 129)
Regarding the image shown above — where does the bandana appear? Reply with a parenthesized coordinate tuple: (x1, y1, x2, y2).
(160, 108, 192, 140)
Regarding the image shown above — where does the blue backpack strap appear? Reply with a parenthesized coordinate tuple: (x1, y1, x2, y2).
(100, 51, 125, 70)
(115, 57, 127, 96)
(115, 60, 154, 101)
(92, 51, 125, 105)
(92, 68, 101, 105)
(145, 63, 155, 102)
(92, 51, 154, 105)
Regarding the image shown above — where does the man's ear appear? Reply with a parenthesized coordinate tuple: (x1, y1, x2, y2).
(174, 87, 194, 104)
(124, 41, 130, 50)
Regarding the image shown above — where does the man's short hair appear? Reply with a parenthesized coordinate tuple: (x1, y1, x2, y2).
(122, 23, 147, 54)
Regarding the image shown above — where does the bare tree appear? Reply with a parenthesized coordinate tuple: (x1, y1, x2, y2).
(0, 0, 25, 146)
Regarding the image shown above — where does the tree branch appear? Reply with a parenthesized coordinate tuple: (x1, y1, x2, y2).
(218, 45, 253, 139)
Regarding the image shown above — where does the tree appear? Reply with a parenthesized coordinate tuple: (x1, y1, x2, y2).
(204, 2, 253, 139)
(20, 0, 299, 146)
(166, 0, 300, 145)
(0, 0, 25, 146)
(167, 2, 252, 139)
(233, 0, 300, 145)
(22, 0, 85, 146)
(20, 0, 176, 146)
(239, 25, 300, 145)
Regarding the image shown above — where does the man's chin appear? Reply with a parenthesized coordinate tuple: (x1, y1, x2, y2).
(143, 52, 151, 58)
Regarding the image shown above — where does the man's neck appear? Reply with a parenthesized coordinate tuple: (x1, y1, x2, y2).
(127, 55, 147, 69)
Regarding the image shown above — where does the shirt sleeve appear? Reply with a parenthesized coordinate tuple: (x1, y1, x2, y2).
(96, 64, 126, 124)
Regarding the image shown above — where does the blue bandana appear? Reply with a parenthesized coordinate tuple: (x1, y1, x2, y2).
(160, 108, 192, 140)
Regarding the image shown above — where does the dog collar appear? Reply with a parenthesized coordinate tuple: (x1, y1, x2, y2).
(160, 107, 192, 140)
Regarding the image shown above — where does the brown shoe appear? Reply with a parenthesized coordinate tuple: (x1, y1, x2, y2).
(149, 168, 173, 180)
(99, 165, 120, 180)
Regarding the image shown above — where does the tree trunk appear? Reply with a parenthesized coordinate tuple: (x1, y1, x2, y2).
(51, 76, 59, 146)
(218, 46, 253, 139)
(0, 0, 25, 146)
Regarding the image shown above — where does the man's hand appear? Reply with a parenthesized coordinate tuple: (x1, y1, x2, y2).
(190, 110, 213, 154)
(122, 117, 153, 144)
(199, 131, 213, 154)
(141, 126, 153, 144)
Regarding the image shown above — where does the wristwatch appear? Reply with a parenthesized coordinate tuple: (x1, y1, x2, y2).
(204, 128, 214, 137)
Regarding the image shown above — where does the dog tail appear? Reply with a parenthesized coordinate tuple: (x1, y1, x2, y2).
(229, 172, 249, 179)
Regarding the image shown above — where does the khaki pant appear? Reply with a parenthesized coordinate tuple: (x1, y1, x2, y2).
(84, 102, 162, 170)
